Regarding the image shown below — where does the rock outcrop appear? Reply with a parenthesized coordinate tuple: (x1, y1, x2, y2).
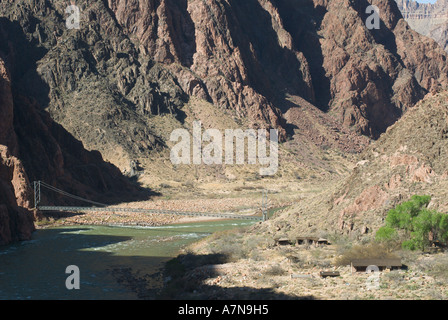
(0, 55, 34, 244)
(297, 90, 448, 236)
(1, 0, 447, 172)
(0, 146, 35, 245)
(106, 0, 448, 138)
(263, 90, 448, 238)
(0, 21, 151, 244)
(395, 0, 448, 52)
(333, 90, 448, 234)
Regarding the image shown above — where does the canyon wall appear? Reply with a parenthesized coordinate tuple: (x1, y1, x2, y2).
(396, 0, 448, 52)
(1, 0, 448, 243)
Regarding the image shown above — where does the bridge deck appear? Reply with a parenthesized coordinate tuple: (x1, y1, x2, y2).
(38, 206, 264, 221)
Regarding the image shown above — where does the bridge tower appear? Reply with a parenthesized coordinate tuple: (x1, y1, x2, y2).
(33, 181, 41, 209)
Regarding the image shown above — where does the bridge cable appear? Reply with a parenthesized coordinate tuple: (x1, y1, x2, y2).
(36, 182, 264, 221)
(39, 181, 108, 207)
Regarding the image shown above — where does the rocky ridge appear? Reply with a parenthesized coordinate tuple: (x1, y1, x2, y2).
(1, 0, 448, 244)
(1, 0, 447, 174)
(107, 0, 448, 139)
(395, 0, 448, 52)
(263, 90, 448, 239)
(0, 22, 151, 244)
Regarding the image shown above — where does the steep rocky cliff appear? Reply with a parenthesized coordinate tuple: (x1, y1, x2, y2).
(266, 89, 448, 238)
(0, 146, 34, 245)
(1, 0, 446, 173)
(0, 21, 151, 244)
(1, 0, 448, 243)
(107, 0, 448, 139)
(395, 0, 448, 52)
(331, 90, 448, 235)
(0, 56, 34, 244)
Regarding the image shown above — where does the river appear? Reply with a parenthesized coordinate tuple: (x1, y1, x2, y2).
(0, 220, 254, 300)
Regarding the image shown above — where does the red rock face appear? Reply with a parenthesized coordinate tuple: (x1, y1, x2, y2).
(2, 0, 445, 165)
(0, 146, 35, 245)
(0, 57, 34, 245)
(107, 0, 448, 139)
(108, 0, 293, 138)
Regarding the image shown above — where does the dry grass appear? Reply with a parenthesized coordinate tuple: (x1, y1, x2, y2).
(334, 242, 401, 266)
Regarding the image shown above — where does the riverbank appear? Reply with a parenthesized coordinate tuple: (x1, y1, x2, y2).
(35, 210, 236, 229)
(34, 195, 269, 229)
(160, 231, 448, 300)
(28, 190, 295, 299)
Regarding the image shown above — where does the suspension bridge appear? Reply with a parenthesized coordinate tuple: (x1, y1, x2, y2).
(32, 181, 269, 222)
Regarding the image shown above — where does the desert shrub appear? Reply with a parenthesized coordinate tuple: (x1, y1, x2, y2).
(249, 249, 264, 261)
(334, 242, 399, 266)
(384, 270, 405, 285)
(159, 183, 172, 188)
(209, 240, 247, 261)
(285, 253, 301, 264)
(264, 264, 287, 276)
(182, 181, 195, 188)
(428, 254, 448, 281)
(204, 229, 261, 262)
(411, 253, 448, 281)
(309, 248, 326, 260)
(329, 234, 353, 252)
(308, 249, 332, 268)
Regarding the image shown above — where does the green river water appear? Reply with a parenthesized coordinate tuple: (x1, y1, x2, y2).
(0, 220, 254, 300)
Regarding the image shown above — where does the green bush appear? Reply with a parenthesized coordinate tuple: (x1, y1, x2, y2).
(375, 226, 397, 242)
(376, 195, 448, 251)
(385, 195, 431, 231)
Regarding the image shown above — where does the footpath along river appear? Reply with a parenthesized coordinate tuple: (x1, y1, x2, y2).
(0, 220, 255, 299)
